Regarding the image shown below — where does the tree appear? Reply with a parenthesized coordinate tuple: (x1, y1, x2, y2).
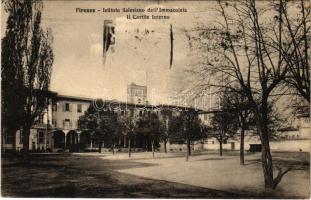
(169, 109, 204, 161)
(79, 100, 121, 153)
(278, 0, 310, 103)
(99, 112, 120, 153)
(160, 108, 173, 153)
(119, 115, 136, 158)
(221, 87, 254, 164)
(210, 91, 239, 156)
(2, 0, 53, 155)
(136, 112, 163, 159)
(186, 0, 303, 188)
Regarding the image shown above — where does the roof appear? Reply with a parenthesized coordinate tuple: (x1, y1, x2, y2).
(277, 127, 299, 132)
(52, 92, 203, 111)
(56, 94, 93, 103)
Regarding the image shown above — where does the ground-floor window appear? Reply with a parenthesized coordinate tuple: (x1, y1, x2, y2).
(38, 131, 45, 144)
(4, 131, 14, 144)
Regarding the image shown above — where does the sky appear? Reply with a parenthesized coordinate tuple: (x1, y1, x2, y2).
(2, 0, 299, 113)
(13, 0, 216, 105)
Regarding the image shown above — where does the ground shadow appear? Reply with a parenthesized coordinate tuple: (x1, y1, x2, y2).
(2, 154, 251, 198)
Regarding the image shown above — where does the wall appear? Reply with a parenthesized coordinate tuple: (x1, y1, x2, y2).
(52, 100, 90, 131)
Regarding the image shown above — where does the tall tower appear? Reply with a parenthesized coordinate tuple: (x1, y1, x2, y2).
(127, 83, 147, 105)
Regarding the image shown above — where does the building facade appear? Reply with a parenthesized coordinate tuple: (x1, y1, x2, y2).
(2, 83, 200, 152)
(4, 84, 308, 153)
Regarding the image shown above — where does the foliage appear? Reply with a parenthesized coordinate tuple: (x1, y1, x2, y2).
(1, 0, 54, 151)
(136, 112, 163, 146)
(79, 100, 121, 147)
(168, 110, 205, 144)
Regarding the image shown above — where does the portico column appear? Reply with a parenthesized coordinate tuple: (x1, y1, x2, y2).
(63, 130, 70, 147)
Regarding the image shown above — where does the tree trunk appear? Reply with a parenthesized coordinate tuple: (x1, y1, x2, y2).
(240, 128, 245, 165)
(151, 139, 155, 159)
(255, 100, 274, 189)
(128, 138, 131, 158)
(219, 134, 223, 156)
(12, 129, 17, 151)
(187, 138, 191, 156)
(124, 135, 127, 148)
(134, 133, 136, 148)
(112, 143, 115, 155)
(1, 128, 4, 153)
(186, 138, 190, 161)
(164, 139, 167, 153)
(99, 141, 103, 153)
(22, 126, 30, 163)
(258, 120, 274, 189)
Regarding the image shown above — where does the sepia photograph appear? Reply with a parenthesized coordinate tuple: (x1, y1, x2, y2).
(1, 0, 310, 198)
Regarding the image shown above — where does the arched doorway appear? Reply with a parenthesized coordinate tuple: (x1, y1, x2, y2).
(53, 130, 65, 149)
(66, 130, 79, 152)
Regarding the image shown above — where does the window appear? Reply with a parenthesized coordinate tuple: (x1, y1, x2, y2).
(39, 114, 44, 124)
(64, 119, 71, 128)
(52, 104, 57, 111)
(65, 103, 70, 111)
(5, 132, 14, 144)
(139, 110, 143, 117)
(121, 110, 125, 116)
(52, 119, 57, 127)
(77, 104, 82, 113)
(38, 131, 44, 144)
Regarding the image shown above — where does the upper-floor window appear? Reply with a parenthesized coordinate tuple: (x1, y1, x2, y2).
(52, 119, 57, 127)
(77, 104, 82, 113)
(63, 119, 71, 129)
(52, 104, 57, 111)
(39, 114, 44, 124)
(65, 103, 70, 112)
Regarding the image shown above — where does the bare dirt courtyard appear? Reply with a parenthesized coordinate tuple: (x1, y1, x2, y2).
(1, 151, 309, 198)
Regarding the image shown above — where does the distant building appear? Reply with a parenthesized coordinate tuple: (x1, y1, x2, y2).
(127, 83, 147, 105)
